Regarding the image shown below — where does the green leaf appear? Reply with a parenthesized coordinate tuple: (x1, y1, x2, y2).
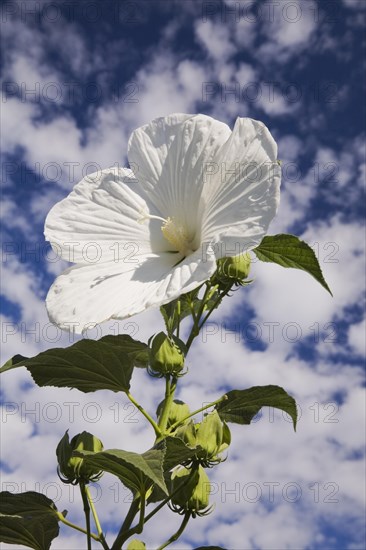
(216, 385, 298, 430)
(75, 448, 168, 497)
(127, 539, 146, 550)
(0, 492, 60, 550)
(0, 492, 59, 521)
(254, 234, 332, 295)
(156, 436, 201, 471)
(101, 335, 149, 368)
(0, 335, 135, 393)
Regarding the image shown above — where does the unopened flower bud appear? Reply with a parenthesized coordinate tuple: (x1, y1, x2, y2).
(175, 420, 197, 447)
(195, 410, 224, 460)
(56, 431, 103, 484)
(171, 466, 211, 515)
(126, 539, 146, 550)
(216, 252, 251, 283)
(149, 332, 185, 376)
(156, 399, 190, 429)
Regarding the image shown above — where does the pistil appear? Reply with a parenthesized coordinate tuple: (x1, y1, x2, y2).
(139, 210, 195, 256)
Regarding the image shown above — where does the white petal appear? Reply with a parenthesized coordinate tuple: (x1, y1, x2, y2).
(46, 248, 217, 333)
(127, 113, 232, 232)
(44, 167, 166, 264)
(200, 117, 281, 255)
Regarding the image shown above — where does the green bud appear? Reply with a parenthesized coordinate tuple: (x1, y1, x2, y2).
(217, 253, 251, 282)
(195, 410, 223, 460)
(149, 332, 185, 376)
(190, 466, 211, 512)
(175, 420, 197, 447)
(156, 399, 190, 429)
(126, 539, 146, 550)
(171, 466, 211, 514)
(56, 431, 103, 484)
(171, 466, 199, 509)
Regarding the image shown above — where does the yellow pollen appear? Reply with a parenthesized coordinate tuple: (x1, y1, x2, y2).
(161, 217, 193, 255)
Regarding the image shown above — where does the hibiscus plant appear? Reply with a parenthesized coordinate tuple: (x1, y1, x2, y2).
(0, 114, 331, 550)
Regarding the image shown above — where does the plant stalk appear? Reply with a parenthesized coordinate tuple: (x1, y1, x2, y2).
(157, 375, 177, 436)
(85, 484, 109, 550)
(80, 481, 92, 550)
(176, 298, 181, 338)
(57, 512, 100, 542)
(143, 468, 198, 525)
(198, 283, 233, 330)
(113, 497, 140, 549)
(126, 392, 162, 437)
(156, 511, 191, 550)
(186, 282, 213, 351)
(111, 495, 145, 549)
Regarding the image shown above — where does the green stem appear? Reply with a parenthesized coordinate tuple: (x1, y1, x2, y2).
(111, 497, 140, 550)
(57, 512, 100, 542)
(143, 469, 197, 525)
(186, 282, 213, 351)
(189, 283, 205, 324)
(176, 298, 181, 338)
(167, 394, 228, 433)
(198, 283, 233, 330)
(157, 375, 177, 436)
(80, 481, 92, 550)
(126, 392, 162, 437)
(142, 496, 170, 525)
(112, 495, 146, 549)
(156, 511, 191, 550)
(85, 485, 109, 550)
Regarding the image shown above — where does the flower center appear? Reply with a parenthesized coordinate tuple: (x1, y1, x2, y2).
(161, 217, 194, 256)
(139, 211, 195, 256)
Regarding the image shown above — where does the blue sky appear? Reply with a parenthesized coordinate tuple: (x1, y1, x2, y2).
(1, 0, 365, 549)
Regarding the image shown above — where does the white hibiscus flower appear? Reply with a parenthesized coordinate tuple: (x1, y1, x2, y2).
(45, 113, 281, 332)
